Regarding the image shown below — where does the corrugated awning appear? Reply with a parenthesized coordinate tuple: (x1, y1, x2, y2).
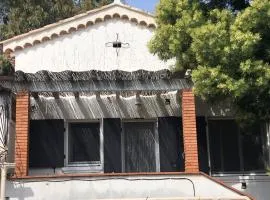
(14, 70, 173, 81)
(0, 70, 192, 92)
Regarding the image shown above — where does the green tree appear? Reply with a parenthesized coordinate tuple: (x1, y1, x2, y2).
(0, 0, 75, 40)
(201, 0, 249, 11)
(149, 0, 205, 69)
(0, 0, 46, 39)
(149, 0, 270, 120)
(0, 0, 112, 40)
(75, 0, 112, 12)
(43, 0, 75, 23)
(0, 0, 8, 23)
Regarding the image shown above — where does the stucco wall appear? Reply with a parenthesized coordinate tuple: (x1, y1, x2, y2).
(14, 19, 173, 73)
(6, 174, 248, 200)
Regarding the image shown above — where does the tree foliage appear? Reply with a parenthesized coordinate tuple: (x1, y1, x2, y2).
(201, 0, 249, 11)
(149, 0, 270, 120)
(0, 0, 9, 24)
(0, 0, 112, 40)
(74, 0, 112, 12)
(0, 55, 13, 75)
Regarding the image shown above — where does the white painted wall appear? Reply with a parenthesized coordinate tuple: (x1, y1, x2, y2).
(6, 174, 248, 200)
(14, 19, 174, 73)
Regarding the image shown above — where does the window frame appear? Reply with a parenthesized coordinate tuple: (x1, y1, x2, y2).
(206, 117, 267, 175)
(121, 119, 160, 173)
(64, 119, 104, 172)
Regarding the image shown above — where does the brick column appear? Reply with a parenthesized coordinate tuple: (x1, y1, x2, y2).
(182, 90, 199, 173)
(15, 92, 30, 177)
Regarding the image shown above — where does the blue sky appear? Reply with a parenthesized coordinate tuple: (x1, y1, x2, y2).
(126, 0, 160, 13)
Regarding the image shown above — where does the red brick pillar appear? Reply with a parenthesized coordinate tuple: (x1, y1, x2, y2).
(182, 90, 199, 173)
(15, 92, 30, 177)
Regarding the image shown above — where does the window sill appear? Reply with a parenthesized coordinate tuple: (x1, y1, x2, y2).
(28, 165, 103, 176)
(62, 165, 103, 174)
(212, 171, 268, 177)
(11, 171, 199, 180)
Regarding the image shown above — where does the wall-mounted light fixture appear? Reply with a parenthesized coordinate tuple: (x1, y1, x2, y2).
(105, 33, 130, 57)
(241, 181, 247, 190)
(165, 98, 171, 105)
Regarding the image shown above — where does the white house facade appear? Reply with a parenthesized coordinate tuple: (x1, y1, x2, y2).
(0, 1, 269, 200)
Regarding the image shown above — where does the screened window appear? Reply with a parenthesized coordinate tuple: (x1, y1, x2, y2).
(103, 117, 184, 173)
(158, 117, 184, 172)
(208, 119, 265, 173)
(30, 118, 183, 174)
(122, 121, 159, 173)
(29, 120, 64, 168)
(68, 122, 100, 164)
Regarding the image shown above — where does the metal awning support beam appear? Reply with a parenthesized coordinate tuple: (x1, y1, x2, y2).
(31, 92, 39, 99)
(52, 92, 60, 99)
(74, 92, 80, 98)
(95, 91, 101, 100)
(116, 91, 120, 99)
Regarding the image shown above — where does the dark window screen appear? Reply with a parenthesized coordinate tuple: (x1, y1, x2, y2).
(158, 117, 184, 172)
(208, 120, 240, 172)
(104, 118, 122, 173)
(123, 122, 156, 172)
(197, 117, 209, 173)
(242, 123, 264, 171)
(29, 120, 64, 168)
(69, 122, 100, 163)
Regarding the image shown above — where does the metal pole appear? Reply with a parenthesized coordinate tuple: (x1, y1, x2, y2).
(0, 165, 6, 200)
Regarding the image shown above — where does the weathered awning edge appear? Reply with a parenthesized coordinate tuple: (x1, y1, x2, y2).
(14, 69, 176, 81)
(0, 79, 192, 93)
(0, 70, 192, 92)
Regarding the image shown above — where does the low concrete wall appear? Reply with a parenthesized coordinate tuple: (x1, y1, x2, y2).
(6, 174, 247, 200)
(217, 174, 270, 200)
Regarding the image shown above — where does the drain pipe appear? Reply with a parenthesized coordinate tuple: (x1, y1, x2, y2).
(0, 162, 15, 200)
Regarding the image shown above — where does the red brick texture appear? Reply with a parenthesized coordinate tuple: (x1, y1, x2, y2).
(15, 92, 30, 177)
(182, 90, 199, 173)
